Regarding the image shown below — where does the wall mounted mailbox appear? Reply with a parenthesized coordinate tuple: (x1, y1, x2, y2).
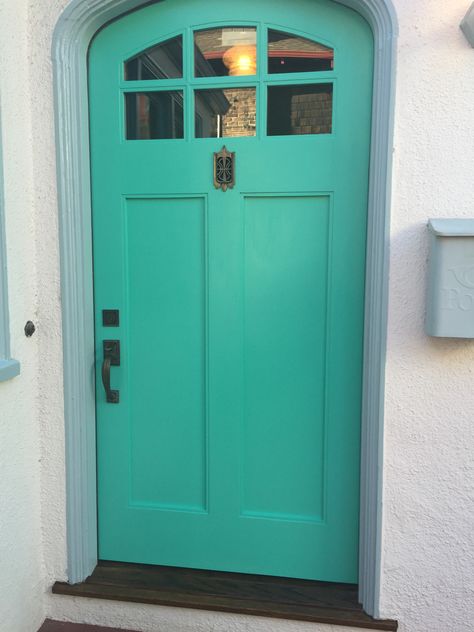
(461, 3, 474, 47)
(427, 219, 474, 338)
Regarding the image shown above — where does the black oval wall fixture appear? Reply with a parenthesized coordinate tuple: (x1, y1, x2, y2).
(24, 321, 36, 337)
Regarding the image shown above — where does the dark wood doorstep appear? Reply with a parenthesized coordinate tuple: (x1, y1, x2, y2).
(53, 561, 397, 631)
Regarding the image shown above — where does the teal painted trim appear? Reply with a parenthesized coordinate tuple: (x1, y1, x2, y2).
(461, 3, 474, 47)
(0, 359, 21, 382)
(52, 0, 397, 615)
(0, 106, 20, 382)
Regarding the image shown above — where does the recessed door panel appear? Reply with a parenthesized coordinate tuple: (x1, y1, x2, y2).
(126, 197, 207, 512)
(242, 195, 329, 523)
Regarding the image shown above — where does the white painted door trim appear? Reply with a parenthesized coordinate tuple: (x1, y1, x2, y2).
(52, 0, 397, 617)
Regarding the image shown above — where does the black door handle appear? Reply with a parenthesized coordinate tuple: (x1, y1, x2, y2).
(102, 340, 120, 403)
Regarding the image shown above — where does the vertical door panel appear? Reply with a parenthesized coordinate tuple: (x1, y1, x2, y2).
(242, 195, 329, 522)
(126, 197, 208, 512)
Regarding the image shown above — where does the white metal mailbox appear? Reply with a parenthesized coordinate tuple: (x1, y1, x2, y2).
(461, 3, 474, 47)
(426, 219, 474, 338)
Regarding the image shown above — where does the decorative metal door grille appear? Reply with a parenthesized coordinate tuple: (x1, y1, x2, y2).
(214, 146, 235, 191)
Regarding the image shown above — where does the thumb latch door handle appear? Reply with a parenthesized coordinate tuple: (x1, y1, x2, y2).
(102, 340, 120, 404)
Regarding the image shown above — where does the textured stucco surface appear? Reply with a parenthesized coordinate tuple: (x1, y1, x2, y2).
(50, 598, 365, 632)
(0, 1, 44, 631)
(0, 0, 474, 631)
(380, 0, 474, 629)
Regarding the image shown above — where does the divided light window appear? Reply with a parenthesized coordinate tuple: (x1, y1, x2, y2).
(125, 35, 183, 80)
(126, 91, 184, 140)
(195, 88, 257, 138)
(194, 27, 257, 77)
(267, 29, 334, 74)
(267, 84, 333, 136)
(123, 27, 335, 140)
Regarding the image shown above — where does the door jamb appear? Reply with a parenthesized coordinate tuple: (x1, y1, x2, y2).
(52, 0, 397, 617)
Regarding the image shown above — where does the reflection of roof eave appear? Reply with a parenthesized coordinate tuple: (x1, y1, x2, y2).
(203, 50, 333, 60)
(196, 89, 231, 115)
(269, 51, 333, 59)
(195, 47, 218, 77)
(141, 54, 179, 79)
(203, 51, 229, 60)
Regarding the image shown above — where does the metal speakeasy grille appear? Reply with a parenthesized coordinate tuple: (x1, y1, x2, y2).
(213, 146, 235, 191)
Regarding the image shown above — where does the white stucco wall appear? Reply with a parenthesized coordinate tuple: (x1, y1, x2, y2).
(0, 0, 473, 631)
(381, 0, 474, 628)
(0, 1, 44, 631)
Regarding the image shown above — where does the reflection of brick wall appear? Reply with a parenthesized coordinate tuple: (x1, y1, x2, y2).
(222, 88, 256, 137)
(221, 87, 332, 137)
(291, 92, 332, 134)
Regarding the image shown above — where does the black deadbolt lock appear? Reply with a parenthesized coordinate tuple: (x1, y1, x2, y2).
(102, 309, 120, 327)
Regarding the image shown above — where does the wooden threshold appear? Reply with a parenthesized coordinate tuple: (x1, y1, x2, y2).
(53, 562, 397, 631)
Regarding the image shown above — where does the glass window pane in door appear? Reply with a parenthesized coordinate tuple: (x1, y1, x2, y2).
(125, 36, 183, 80)
(195, 88, 256, 138)
(194, 28, 257, 77)
(268, 30, 334, 74)
(126, 92, 184, 139)
(267, 84, 333, 136)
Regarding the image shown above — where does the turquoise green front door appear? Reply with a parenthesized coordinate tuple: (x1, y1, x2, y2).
(89, 0, 373, 584)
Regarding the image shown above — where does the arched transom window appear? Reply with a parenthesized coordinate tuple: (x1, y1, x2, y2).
(123, 26, 335, 140)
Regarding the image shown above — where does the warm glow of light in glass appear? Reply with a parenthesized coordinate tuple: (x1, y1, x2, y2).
(222, 45, 257, 76)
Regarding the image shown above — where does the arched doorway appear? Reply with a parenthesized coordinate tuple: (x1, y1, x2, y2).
(53, 0, 397, 616)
